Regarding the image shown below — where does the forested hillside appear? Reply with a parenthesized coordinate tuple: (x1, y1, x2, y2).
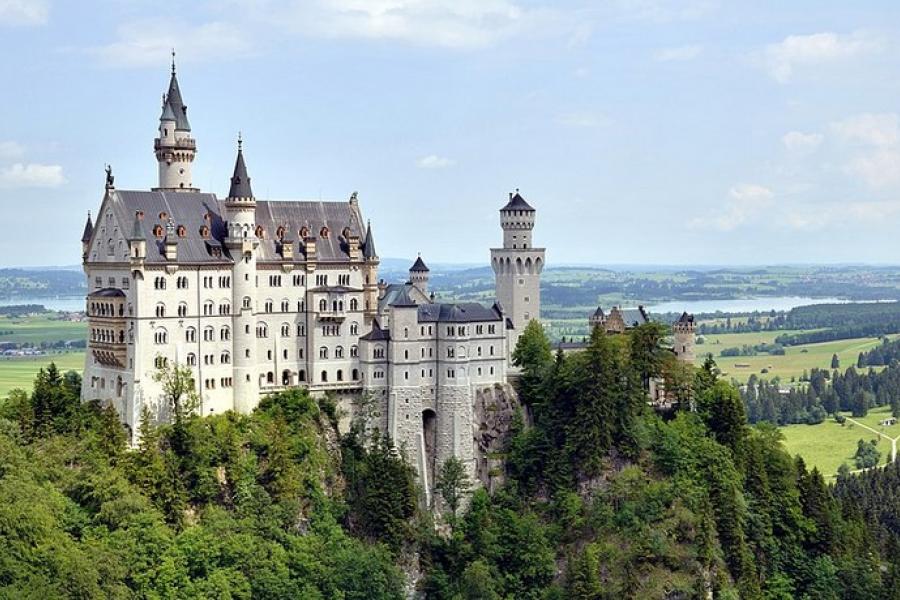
(3, 329, 900, 598)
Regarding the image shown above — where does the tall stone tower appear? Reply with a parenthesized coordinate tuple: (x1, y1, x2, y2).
(673, 312, 696, 363)
(490, 191, 545, 353)
(223, 137, 259, 411)
(409, 255, 430, 295)
(154, 55, 197, 192)
(361, 221, 380, 323)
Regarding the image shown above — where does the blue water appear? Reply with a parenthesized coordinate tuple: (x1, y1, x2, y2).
(0, 296, 84, 312)
(647, 296, 851, 315)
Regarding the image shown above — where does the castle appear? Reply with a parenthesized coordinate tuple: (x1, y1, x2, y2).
(79, 61, 690, 498)
(79, 61, 545, 497)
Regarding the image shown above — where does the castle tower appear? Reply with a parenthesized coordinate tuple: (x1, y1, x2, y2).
(153, 54, 197, 192)
(80, 212, 93, 260)
(223, 137, 259, 412)
(362, 221, 380, 322)
(409, 254, 430, 295)
(490, 191, 545, 354)
(673, 312, 695, 363)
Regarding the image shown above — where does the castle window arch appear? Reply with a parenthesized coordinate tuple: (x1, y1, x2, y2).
(155, 303, 166, 318)
(203, 326, 215, 341)
(335, 346, 344, 359)
(177, 302, 187, 317)
(242, 296, 251, 309)
(350, 345, 358, 358)
(220, 351, 231, 364)
(199, 225, 210, 238)
(186, 353, 196, 366)
(264, 299, 273, 313)
(220, 326, 230, 341)
(319, 346, 329, 359)
(374, 345, 385, 359)
(154, 328, 168, 345)
(256, 322, 268, 338)
(350, 322, 359, 336)
(185, 327, 196, 343)
(321, 370, 328, 382)
(352, 368, 359, 380)
(319, 299, 327, 312)
(281, 299, 290, 312)
(298, 370, 306, 382)
(281, 323, 291, 337)
(336, 369, 343, 382)
(350, 298, 358, 311)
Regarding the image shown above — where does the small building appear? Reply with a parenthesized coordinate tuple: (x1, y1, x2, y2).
(880, 417, 897, 426)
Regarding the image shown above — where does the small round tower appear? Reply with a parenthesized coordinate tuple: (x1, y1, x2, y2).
(153, 54, 197, 192)
(673, 312, 695, 363)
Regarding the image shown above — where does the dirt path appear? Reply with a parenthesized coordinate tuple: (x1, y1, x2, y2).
(845, 416, 899, 462)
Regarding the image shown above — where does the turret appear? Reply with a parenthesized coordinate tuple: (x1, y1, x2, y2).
(128, 211, 147, 267)
(490, 190, 545, 355)
(153, 53, 197, 192)
(81, 212, 93, 260)
(362, 220, 380, 321)
(409, 254, 430, 295)
(673, 312, 695, 363)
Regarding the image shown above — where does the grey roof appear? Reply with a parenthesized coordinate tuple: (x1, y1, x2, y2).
(129, 210, 146, 241)
(389, 285, 418, 308)
(81, 213, 93, 243)
(501, 192, 535, 212)
(620, 307, 650, 327)
(255, 199, 364, 263)
(228, 147, 253, 199)
(363, 221, 377, 259)
(88, 288, 125, 298)
(103, 190, 365, 265)
(159, 100, 176, 123)
(309, 285, 363, 293)
(360, 321, 391, 342)
(410, 255, 429, 272)
(165, 72, 191, 131)
(592, 306, 604, 318)
(417, 302, 503, 323)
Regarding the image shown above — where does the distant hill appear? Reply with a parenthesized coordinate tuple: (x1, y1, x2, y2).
(0, 269, 86, 297)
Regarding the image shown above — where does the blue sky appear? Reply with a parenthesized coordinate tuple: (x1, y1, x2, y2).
(2, 0, 900, 267)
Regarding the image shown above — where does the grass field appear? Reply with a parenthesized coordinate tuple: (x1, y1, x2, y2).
(696, 330, 896, 383)
(780, 405, 897, 478)
(0, 314, 86, 344)
(0, 351, 84, 399)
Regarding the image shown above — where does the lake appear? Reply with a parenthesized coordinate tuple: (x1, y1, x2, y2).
(647, 296, 853, 315)
(0, 296, 85, 312)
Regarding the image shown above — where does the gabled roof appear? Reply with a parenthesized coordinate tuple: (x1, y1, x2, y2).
(228, 145, 253, 199)
(417, 302, 503, 323)
(81, 213, 93, 243)
(165, 71, 191, 131)
(360, 321, 391, 342)
(620, 306, 649, 327)
(410, 255, 429, 272)
(363, 221, 377, 259)
(501, 192, 535, 212)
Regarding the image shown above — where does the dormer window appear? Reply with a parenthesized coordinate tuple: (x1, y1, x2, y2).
(320, 226, 329, 238)
(342, 227, 351, 239)
(152, 225, 164, 238)
(299, 226, 309, 239)
(176, 225, 186, 238)
(255, 225, 265, 239)
(158, 211, 168, 221)
(276, 226, 286, 239)
(199, 225, 210, 238)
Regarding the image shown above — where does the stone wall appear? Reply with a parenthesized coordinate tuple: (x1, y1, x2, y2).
(473, 382, 521, 493)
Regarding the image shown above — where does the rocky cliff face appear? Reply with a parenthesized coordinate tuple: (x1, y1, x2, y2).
(473, 382, 523, 492)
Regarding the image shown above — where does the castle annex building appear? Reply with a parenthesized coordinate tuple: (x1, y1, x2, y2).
(80, 63, 545, 496)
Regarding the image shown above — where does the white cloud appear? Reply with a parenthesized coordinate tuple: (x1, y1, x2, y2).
(0, 163, 65, 188)
(781, 200, 900, 230)
(761, 31, 882, 83)
(251, 0, 554, 50)
(416, 154, 455, 169)
(89, 19, 251, 68)
(555, 111, 610, 129)
(782, 131, 823, 155)
(831, 113, 899, 147)
(612, 0, 716, 23)
(0, 141, 25, 160)
(846, 150, 900, 188)
(0, 0, 48, 26)
(653, 44, 702, 62)
(690, 184, 773, 231)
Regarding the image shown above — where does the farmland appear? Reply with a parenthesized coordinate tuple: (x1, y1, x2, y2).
(0, 351, 84, 399)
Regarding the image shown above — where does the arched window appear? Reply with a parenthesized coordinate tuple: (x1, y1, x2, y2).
(267, 371, 274, 384)
(154, 328, 168, 345)
(204, 326, 215, 341)
(281, 299, 289, 311)
(177, 302, 187, 317)
(299, 226, 309, 238)
(352, 368, 359, 380)
(350, 345, 358, 357)
(321, 370, 328, 382)
(221, 351, 231, 364)
(220, 326, 230, 341)
(335, 346, 344, 359)
(350, 322, 359, 335)
(203, 300, 214, 316)
(155, 303, 166, 318)
(298, 370, 306, 382)
(199, 225, 210, 238)
(243, 296, 252, 309)
(219, 302, 231, 315)
(153, 225, 163, 238)
(281, 323, 290, 337)
(186, 353, 196, 366)
(264, 300, 273, 313)
(185, 327, 196, 343)
(319, 299, 327, 312)
(256, 323, 268, 338)
(319, 346, 328, 359)
(350, 298, 358, 311)
(336, 369, 343, 382)
(374, 346, 385, 359)
(176, 225, 186, 238)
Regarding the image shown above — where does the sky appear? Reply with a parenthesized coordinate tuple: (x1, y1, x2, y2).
(2, 0, 900, 267)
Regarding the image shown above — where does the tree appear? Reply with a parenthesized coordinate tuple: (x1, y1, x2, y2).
(853, 439, 880, 469)
(697, 381, 747, 463)
(831, 354, 840, 369)
(512, 320, 553, 404)
(434, 456, 471, 520)
(152, 359, 200, 456)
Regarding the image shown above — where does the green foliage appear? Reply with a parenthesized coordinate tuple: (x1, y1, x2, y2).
(434, 456, 471, 520)
(853, 439, 880, 469)
(0, 373, 405, 598)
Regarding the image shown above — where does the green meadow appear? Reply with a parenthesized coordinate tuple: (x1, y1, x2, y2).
(0, 314, 86, 344)
(696, 330, 895, 383)
(0, 351, 85, 399)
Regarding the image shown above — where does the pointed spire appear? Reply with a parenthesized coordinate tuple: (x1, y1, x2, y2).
(81, 212, 93, 243)
(410, 254, 429, 272)
(228, 135, 253, 199)
(165, 54, 190, 131)
(363, 220, 377, 259)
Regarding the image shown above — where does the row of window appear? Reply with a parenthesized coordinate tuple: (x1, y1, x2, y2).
(89, 301, 123, 317)
(400, 324, 498, 339)
(204, 377, 233, 389)
(95, 276, 129, 290)
(90, 328, 124, 344)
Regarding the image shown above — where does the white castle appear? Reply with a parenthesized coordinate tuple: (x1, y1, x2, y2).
(79, 62, 545, 495)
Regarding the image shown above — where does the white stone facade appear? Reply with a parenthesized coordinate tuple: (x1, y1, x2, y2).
(80, 65, 545, 502)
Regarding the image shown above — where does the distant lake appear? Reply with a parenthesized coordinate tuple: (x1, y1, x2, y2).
(647, 296, 853, 315)
(0, 296, 84, 312)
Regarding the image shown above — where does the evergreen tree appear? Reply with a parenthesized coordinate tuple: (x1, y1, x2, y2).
(831, 353, 840, 369)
